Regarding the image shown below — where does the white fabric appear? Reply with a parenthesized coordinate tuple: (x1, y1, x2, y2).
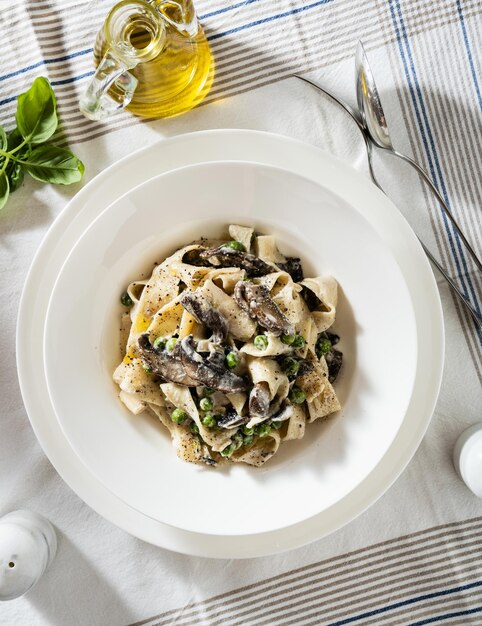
(1, 1, 481, 623)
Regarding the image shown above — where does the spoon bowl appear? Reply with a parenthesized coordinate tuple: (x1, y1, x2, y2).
(355, 41, 393, 150)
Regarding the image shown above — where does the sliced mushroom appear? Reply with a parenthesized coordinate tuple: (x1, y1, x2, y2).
(297, 358, 315, 378)
(249, 382, 271, 418)
(234, 281, 294, 336)
(180, 335, 250, 393)
(181, 247, 209, 267)
(271, 400, 294, 422)
(206, 345, 227, 370)
(217, 407, 249, 429)
(325, 348, 343, 383)
(137, 334, 198, 386)
(199, 246, 274, 277)
(180, 291, 228, 344)
(278, 257, 304, 282)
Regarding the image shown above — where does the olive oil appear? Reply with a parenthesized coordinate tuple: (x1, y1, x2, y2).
(93, 0, 214, 119)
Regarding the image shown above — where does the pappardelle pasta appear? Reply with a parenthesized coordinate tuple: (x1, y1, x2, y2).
(113, 225, 343, 467)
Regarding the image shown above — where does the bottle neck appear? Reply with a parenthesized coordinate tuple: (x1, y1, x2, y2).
(105, 0, 166, 63)
(150, 0, 199, 37)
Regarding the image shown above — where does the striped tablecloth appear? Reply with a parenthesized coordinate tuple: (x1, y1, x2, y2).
(1, 1, 481, 625)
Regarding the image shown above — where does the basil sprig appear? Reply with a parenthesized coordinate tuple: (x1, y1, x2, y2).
(0, 76, 84, 210)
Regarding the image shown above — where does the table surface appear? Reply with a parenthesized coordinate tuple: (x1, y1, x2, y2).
(1, 1, 481, 625)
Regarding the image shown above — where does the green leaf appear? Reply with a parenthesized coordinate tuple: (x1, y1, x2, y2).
(0, 127, 6, 151)
(7, 161, 24, 193)
(0, 173, 10, 210)
(24, 144, 84, 185)
(7, 127, 24, 151)
(16, 77, 58, 144)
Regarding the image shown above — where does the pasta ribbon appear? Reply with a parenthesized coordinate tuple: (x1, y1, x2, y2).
(202, 279, 256, 341)
(301, 276, 338, 332)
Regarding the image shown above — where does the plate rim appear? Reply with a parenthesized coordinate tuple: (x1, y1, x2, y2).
(16, 129, 444, 557)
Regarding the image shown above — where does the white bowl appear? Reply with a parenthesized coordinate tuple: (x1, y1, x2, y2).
(44, 161, 417, 536)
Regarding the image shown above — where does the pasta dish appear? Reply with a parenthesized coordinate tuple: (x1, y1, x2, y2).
(113, 225, 342, 467)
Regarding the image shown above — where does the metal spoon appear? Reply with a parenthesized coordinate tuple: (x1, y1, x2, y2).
(293, 73, 482, 329)
(355, 41, 482, 273)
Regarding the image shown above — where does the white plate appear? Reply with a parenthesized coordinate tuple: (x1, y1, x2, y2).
(44, 161, 417, 536)
(17, 130, 444, 556)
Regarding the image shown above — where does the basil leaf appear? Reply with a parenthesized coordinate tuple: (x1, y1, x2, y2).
(0, 127, 6, 151)
(24, 145, 84, 185)
(16, 77, 58, 144)
(7, 161, 24, 193)
(7, 127, 24, 152)
(0, 173, 10, 210)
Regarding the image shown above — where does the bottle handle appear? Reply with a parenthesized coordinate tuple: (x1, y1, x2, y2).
(79, 48, 139, 121)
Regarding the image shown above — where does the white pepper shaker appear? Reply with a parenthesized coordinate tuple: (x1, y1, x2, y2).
(453, 423, 482, 498)
(0, 510, 57, 601)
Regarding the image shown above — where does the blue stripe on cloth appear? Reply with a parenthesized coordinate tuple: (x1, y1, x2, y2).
(207, 0, 333, 40)
(0, 48, 93, 83)
(200, 0, 260, 20)
(388, 0, 482, 336)
(455, 0, 482, 113)
(408, 605, 482, 626)
(51, 70, 95, 86)
(0, 95, 17, 107)
(0, 70, 94, 103)
(324, 580, 482, 626)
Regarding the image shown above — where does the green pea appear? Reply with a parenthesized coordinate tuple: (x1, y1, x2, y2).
(256, 423, 272, 437)
(171, 408, 188, 424)
(289, 386, 306, 405)
(233, 433, 244, 450)
(200, 397, 213, 411)
(202, 413, 216, 427)
(292, 335, 306, 349)
(243, 434, 254, 446)
(271, 420, 283, 430)
(142, 365, 152, 374)
(153, 336, 166, 350)
(221, 443, 236, 457)
(225, 351, 238, 369)
(203, 387, 214, 396)
(316, 337, 332, 357)
(165, 337, 178, 352)
(242, 425, 254, 436)
(120, 291, 133, 307)
(281, 357, 300, 377)
(222, 240, 245, 251)
(281, 333, 296, 345)
(254, 334, 269, 351)
(190, 421, 199, 434)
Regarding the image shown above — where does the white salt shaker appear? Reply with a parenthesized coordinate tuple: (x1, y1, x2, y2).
(453, 423, 482, 498)
(0, 510, 57, 601)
